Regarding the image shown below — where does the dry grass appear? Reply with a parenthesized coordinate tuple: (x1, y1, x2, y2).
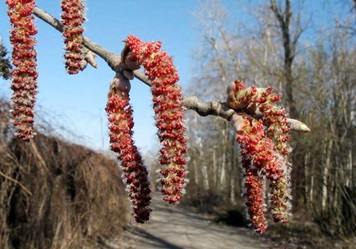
(0, 99, 130, 249)
(264, 217, 356, 249)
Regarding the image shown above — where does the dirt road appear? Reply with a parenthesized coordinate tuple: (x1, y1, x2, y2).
(119, 192, 266, 249)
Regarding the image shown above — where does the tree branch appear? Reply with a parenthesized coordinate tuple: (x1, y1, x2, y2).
(183, 96, 235, 120)
(184, 96, 310, 132)
(33, 7, 121, 72)
(32, 5, 310, 132)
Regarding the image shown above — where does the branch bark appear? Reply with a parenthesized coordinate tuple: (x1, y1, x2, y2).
(33, 5, 310, 132)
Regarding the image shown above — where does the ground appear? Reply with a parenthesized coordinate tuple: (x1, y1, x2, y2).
(116, 192, 268, 249)
(108, 192, 355, 249)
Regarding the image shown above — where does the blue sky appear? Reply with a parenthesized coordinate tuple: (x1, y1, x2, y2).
(0, 1, 202, 153)
(0, 0, 352, 154)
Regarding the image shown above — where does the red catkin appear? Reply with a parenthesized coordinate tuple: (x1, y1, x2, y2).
(125, 35, 187, 204)
(106, 85, 152, 223)
(61, 0, 85, 74)
(6, 0, 38, 141)
(229, 80, 292, 232)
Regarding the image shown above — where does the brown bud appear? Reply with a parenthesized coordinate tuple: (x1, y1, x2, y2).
(231, 114, 249, 132)
(111, 72, 131, 93)
(122, 69, 134, 80)
(124, 54, 140, 71)
(85, 50, 97, 68)
(227, 81, 248, 110)
(245, 103, 258, 114)
(121, 45, 140, 71)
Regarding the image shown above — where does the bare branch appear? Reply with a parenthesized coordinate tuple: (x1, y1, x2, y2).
(183, 97, 310, 132)
(133, 69, 152, 87)
(270, 0, 284, 23)
(33, 6, 151, 86)
(32, 5, 310, 133)
(269, 0, 300, 119)
(184, 96, 235, 120)
(33, 7, 63, 32)
(33, 6, 120, 71)
(0, 170, 32, 195)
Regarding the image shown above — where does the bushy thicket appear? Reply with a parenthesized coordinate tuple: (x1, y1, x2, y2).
(0, 99, 130, 249)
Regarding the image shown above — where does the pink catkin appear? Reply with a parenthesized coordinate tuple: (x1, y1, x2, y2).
(106, 90, 151, 223)
(125, 35, 187, 204)
(236, 116, 268, 232)
(262, 105, 292, 222)
(61, 0, 85, 74)
(6, 0, 38, 141)
(230, 80, 292, 232)
(244, 169, 268, 233)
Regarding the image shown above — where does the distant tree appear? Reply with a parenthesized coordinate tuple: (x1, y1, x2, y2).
(0, 38, 12, 80)
(269, 0, 303, 119)
(187, 0, 355, 238)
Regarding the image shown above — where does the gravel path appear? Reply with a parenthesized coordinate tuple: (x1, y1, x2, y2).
(120, 192, 266, 249)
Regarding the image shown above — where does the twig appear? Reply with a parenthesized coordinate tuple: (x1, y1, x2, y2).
(183, 96, 235, 120)
(0, 170, 32, 195)
(184, 96, 310, 132)
(32, 6, 310, 132)
(33, 7, 121, 71)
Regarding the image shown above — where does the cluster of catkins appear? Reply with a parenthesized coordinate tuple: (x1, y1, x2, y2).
(228, 80, 292, 233)
(105, 35, 188, 222)
(6, 1, 293, 232)
(6, 0, 87, 140)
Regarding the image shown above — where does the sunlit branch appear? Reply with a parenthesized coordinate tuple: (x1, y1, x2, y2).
(184, 96, 310, 132)
(34, 6, 143, 78)
(33, 6, 310, 132)
(183, 96, 235, 120)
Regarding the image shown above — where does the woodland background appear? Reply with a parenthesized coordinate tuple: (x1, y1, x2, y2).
(0, 0, 355, 248)
(148, 0, 356, 242)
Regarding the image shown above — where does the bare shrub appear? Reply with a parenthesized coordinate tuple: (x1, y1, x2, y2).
(0, 99, 130, 249)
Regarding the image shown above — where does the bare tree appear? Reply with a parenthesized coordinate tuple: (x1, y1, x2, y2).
(269, 0, 304, 119)
(187, 0, 355, 238)
(299, 26, 356, 236)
